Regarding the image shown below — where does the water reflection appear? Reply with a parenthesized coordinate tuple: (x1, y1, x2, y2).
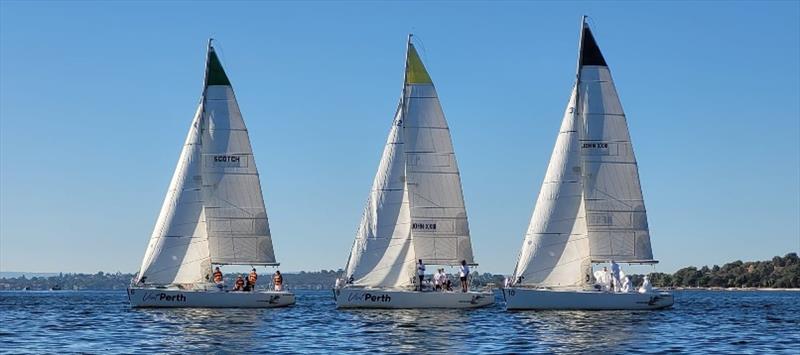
(341, 308, 464, 352)
(131, 307, 275, 352)
(510, 310, 665, 352)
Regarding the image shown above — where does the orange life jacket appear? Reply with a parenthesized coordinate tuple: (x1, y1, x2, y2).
(273, 274, 283, 285)
(248, 272, 258, 284)
(213, 271, 223, 283)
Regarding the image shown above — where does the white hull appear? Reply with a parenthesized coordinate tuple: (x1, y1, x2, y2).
(503, 287, 673, 310)
(127, 287, 295, 308)
(334, 287, 494, 309)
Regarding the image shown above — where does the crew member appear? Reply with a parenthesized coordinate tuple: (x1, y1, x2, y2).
(621, 276, 632, 293)
(459, 260, 470, 293)
(417, 259, 426, 291)
(610, 260, 621, 292)
(639, 275, 653, 294)
(213, 267, 224, 290)
(273, 270, 284, 291)
(595, 267, 611, 291)
(234, 275, 245, 291)
(247, 268, 258, 292)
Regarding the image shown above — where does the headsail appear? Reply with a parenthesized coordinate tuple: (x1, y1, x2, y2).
(344, 37, 474, 288)
(513, 18, 655, 288)
(344, 107, 414, 288)
(137, 42, 276, 285)
(137, 104, 211, 285)
(512, 88, 591, 288)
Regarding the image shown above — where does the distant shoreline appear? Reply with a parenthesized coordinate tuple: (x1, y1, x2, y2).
(670, 287, 800, 292)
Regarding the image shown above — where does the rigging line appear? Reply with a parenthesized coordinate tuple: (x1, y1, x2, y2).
(412, 34, 428, 73)
(204, 193, 261, 217)
(585, 186, 638, 210)
(403, 125, 449, 130)
(409, 190, 444, 208)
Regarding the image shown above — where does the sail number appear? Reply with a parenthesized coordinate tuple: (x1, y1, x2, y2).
(412, 223, 437, 231)
(214, 155, 240, 163)
(209, 155, 247, 168)
(581, 143, 608, 149)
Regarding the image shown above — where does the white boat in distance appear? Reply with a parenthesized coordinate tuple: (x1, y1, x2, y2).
(503, 18, 673, 310)
(128, 40, 294, 308)
(334, 35, 493, 309)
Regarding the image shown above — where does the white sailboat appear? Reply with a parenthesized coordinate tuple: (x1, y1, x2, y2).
(128, 40, 295, 308)
(503, 18, 673, 310)
(333, 36, 494, 309)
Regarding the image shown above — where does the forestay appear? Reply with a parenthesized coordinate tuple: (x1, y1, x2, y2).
(136, 43, 276, 285)
(344, 38, 474, 288)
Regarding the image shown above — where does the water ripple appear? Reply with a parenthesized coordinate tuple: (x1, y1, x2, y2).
(0, 290, 798, 353)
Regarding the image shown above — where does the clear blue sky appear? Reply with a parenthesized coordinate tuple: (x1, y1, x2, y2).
(1, 1, 798, 274)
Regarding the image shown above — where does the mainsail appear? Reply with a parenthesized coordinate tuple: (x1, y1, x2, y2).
(136, 42, 276, 285)
(577, 24, 653, 264)
(345, 37, 474, 288)
(513, 19, 655, 288)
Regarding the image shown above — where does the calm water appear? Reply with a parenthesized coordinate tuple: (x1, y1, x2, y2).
(1, 290, 798, 354)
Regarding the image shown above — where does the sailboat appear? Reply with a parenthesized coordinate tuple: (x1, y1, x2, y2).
(503, 18, 673, 310)
(333, 35, 494, 309)
(127, 40, 295, 308)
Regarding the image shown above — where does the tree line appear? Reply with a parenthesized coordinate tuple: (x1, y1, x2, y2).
(642, 252, 799, 288)
(1, 253, 797, 290)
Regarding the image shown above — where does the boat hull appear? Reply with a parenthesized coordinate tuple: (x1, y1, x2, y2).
(334, 287, 494, 309)
(503, 288, 673, 310)
(127, 288, 295, 308)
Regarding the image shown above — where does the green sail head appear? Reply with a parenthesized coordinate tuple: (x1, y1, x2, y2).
(405, 43, 432, 84)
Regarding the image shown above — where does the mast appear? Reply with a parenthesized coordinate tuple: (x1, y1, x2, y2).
(204, 38, 213, 95)
(575, 16, 586, 116)
(401, 34, 412, 123)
